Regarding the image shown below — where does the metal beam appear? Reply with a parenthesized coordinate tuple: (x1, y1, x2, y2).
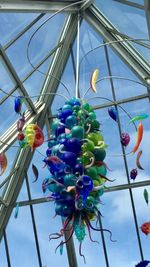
(80, 0, 93, 11)
(12, 179, 150, 207)
(0, 0, 80, 13)
(0, 45, 37, 113)
(83, 5, 150, 85)
(0, 16, 79, 267)
(144, 0, 150, 38)
(113, 0, 144, 10)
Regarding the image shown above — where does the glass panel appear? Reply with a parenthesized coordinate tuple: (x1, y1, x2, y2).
(96, 0, 148, 38)
(0, 56, 16, 100)
(6, 206, 39, 267)
(23, 56, 52, 100)
(95, 0, 149, 62)
(0, 238, 8, 267)
(6, 13, 66, 80)
(0, 13, 39, 46)
(101, 190, 142, 266)
(107, 47, 148, 100)
(33, 203, 69, 266)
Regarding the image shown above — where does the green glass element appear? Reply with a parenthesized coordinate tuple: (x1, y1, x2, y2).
(64, 174, 76, 186)
(85, 167, 97, 179)
(87, 132, 104, 145)
(82, 151, 94, 165)
(82, 140, 95, 152)
(89, 112, 96, 120)
(94, 148, 106, 161)
(96, 165, 107, 176)
(74, 222, 86, 241)
(86, 196, 95, 207)
(71, 126, 85, 139)
(51, 118, 60, 131)
(73, 105, 80, 112)
(82, 102, 90, 111)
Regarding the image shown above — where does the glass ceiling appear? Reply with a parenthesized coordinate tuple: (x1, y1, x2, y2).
(0, 1, 150, 267)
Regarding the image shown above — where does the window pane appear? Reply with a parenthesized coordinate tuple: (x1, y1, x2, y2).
(33, 203, 69, 266)
(0, 238, 8, 267)
(0, 56, 16, 100)
(6, 206, 40, 267)
(0, 13, 38, 46)
(6, 14, 66, 80)
(101, 190, 142, 266)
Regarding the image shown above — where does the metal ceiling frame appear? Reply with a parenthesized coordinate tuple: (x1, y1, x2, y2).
(0, 0, 83, 13)
(144, 0, 150, 38)
(0, 2, 150, 266)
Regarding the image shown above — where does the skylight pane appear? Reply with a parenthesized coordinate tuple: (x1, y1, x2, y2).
(6, 206, 40, 267)
(23, 56, 52, 100)
(101, 190, 142, 266)
(0, 56, 16, 100)
(33, 203, 69, 266)
(0, 238, 8, 267)
(95, 0, 150, 63)
(0, 13, 39, 46)
(96, 0, 148, 39)
(107, 47, 148, 100)
(0, 93, 20, 136)
(6, 13, 66, 80)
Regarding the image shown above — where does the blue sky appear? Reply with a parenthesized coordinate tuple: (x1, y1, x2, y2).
(0, 2, 150, 267)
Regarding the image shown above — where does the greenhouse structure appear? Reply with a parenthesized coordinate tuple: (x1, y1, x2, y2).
(0, 1, 150, 267)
